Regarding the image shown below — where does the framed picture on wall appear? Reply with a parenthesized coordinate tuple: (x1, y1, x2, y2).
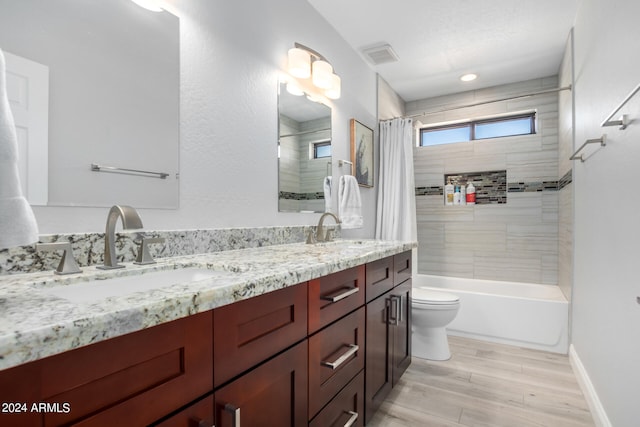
(350, 119, 374, 187)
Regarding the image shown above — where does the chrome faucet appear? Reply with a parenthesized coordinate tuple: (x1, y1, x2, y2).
(314, 212, 341, 243)
(97, 205, 143, 270)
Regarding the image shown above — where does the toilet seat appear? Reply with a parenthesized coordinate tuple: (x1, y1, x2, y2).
(413, 288, 459, 305)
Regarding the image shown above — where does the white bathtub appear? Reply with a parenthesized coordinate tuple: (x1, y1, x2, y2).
(413, 274, 569, 354)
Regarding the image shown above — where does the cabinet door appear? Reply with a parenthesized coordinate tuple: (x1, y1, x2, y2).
(393, 251, 412, 286)
(365, 257, 394, 303)
(308, 265, 365, 334)
(308, 307, 365, 419)
(309, 371, 364, 427)
(364, 294, 392, 424)
(151, 394, 214, 427)
(0, 362, 41, 427)
(214, 283, 307, 387)
(390, 280, 412, 386)
(215, 340, 308, 427)
(39, 311, 213, 427)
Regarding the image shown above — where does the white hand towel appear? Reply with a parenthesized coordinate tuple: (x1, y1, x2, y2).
(323, 176, 333, 213)
(338, 175, 363, 229)
(0, 48, 39, 249)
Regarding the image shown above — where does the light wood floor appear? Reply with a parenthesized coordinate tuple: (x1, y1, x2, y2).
(368, 336, 595, 427)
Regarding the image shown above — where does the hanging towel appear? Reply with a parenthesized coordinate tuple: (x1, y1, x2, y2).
(323, 176, 333, 213)
(338, 175, 363, 229)
(0, 48, 39, 249)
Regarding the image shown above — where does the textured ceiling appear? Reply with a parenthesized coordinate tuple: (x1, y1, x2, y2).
(308, 0, 579, 102)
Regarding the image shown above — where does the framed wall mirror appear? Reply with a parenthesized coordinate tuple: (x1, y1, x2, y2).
(277, 81, 332, 213)
(0, 0, 179, 209)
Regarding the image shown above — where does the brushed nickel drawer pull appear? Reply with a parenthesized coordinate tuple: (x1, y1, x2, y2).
(343, 410, 358, 427)
(224, 403, 241, 427)
(322, 344, 359, 370)
(388, 296, 399, 325)
(321, 286, 359, 303)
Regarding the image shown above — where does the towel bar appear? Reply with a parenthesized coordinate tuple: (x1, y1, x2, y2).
(91, 163, 169, 179)
(338, 159, 354, 175)
(601, 82, 640, 129)
(570, 135, 606, 162)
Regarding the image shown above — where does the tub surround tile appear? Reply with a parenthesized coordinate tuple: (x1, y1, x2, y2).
(0, 239, 416, 371)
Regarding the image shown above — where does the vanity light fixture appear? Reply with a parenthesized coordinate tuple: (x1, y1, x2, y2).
(460, 73, 477, 82)
(287, 43, 341, 100)
(130, 0, 164, 12)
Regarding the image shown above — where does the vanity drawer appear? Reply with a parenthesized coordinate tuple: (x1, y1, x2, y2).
(308, 265, 365, 334)
(394, 251, 412, 286)
(309, 370, 364, 427)
(39, 311, 213, 427)
(308, 307, 365, 419)
(366, 256, 394, 302)
(213, 283, 308, 387)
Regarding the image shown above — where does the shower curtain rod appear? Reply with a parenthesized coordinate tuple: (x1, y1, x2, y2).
(402, 85, 572, 119)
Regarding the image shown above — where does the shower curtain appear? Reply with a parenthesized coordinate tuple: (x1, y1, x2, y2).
(375, 118, 417, 242)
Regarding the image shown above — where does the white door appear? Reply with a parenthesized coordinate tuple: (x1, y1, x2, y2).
(5, 51, 49, 206)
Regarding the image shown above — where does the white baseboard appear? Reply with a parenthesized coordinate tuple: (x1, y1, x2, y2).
(569, 344, 612, 427)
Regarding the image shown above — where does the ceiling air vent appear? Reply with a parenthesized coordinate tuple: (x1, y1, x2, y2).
(361, 44, 399, 65)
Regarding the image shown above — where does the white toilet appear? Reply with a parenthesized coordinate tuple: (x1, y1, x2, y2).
(412, 287, 460, 361)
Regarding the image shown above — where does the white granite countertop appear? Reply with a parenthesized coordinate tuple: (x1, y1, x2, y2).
(0, 239, 415, 371)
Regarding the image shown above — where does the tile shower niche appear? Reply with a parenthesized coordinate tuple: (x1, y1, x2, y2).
(445, 170, 507, 205)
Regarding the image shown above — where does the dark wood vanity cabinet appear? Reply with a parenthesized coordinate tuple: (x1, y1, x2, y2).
(0, 250, 412, 427)
(365, 251, 412, 424)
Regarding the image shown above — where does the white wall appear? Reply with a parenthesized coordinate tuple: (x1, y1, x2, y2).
(571, 0, 640, 425)
(29, 0, 378, 239)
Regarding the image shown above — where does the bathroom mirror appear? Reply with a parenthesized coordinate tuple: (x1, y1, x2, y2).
(0, 0, 179, 209)
(278, 82, 332, 213)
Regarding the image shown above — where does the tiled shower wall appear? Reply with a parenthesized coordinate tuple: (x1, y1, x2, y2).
(408, 77, 561, 284)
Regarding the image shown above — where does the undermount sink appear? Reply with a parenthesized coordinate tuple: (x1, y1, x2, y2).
(43, 268, 232, 304)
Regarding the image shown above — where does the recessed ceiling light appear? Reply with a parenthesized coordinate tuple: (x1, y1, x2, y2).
(460, 73, 477, 82)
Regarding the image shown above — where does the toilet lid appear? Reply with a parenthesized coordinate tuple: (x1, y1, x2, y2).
(413, 288, 459, 305)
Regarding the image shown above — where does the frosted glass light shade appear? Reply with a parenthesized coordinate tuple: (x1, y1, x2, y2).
(325, 74, 341, 99)
(312, 60, 333, 89)
(288, 48, 311, 79)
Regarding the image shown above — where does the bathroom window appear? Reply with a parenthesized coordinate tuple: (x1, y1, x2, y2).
(312, 140, 332, 158)
(420, 112, 536, 146)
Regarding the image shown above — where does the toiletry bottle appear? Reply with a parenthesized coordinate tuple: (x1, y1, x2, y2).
(453, 185, 461, 205)
(445, 178, 454, 205)
(466, 181, 476, 205)
(460, 183, 467, 205)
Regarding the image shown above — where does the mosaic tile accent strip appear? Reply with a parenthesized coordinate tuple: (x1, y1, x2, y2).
(445, 170, 507, 205)
(507, 181, 559, 192)
(416, 169, 574, 201)
(558, 169, 573, 190)
(279, 191, 325, 201)
(415, 186, 443, 196)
